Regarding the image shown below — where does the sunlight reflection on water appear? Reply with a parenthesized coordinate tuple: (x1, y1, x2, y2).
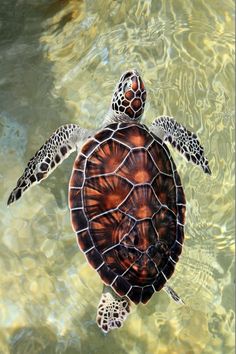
(0, 0, 234, 353)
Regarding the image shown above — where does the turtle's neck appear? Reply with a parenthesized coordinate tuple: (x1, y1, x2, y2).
(103, 107, 143, 126)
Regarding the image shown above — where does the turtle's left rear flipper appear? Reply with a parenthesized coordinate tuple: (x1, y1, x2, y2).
(97, 286, 131, 333)
(7, 124, 90, 206)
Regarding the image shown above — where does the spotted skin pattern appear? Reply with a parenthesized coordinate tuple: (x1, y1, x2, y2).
(7, 125, 89, 205)
(96, 286, 131, 333)
(151, 116, 211, 175)
(69, 123, 186, 306)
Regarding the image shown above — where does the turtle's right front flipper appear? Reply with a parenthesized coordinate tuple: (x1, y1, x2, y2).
(7, 124, 90, 206)
(150, 116, 211, 175)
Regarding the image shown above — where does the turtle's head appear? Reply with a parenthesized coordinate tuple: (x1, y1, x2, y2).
(108, 69, 147, 123)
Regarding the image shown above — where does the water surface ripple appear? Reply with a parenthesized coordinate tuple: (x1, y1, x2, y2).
(0, 1, 234, 353)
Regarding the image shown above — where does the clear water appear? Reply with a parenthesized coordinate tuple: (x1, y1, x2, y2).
(0, 1, 234, 353)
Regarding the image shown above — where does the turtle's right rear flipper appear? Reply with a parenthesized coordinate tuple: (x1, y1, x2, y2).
(7, 124, 90, 206)
(163, 284, 185, 305)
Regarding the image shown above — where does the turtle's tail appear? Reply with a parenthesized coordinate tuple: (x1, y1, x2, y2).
(96, 286, 131, 333)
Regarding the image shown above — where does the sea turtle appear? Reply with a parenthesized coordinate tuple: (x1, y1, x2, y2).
(8, 69, 211, 333)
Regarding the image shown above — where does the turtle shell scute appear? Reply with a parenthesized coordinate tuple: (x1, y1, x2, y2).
(77, 229, 93, 252)
(81, 139, 100, 157)
(117, 149, 158, 184)
(94, 128, 114, 142)
(83, 175, 132, 219)
(148, 140, 173, 175)
(89, 210, 135, 253)
(69, 123, 186, 304)
(86, 139, 130, 176)
(112, 124, 153, 148)
(119, 185, 161, 220)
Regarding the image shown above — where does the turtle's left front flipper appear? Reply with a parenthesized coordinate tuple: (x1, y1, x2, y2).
(150, 116, 211, 175)
(7, 124, 90, 206)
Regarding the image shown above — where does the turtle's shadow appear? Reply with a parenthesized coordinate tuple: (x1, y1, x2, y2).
(8, 304, 150, 354)
(2, 0, 81, 209)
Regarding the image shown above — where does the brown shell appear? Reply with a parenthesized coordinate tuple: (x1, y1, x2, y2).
(69, 123, 186, 304)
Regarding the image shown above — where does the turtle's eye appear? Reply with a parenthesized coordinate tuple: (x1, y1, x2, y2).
(123, 80, 131, 93)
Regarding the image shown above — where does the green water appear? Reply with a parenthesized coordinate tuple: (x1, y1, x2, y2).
(0, 1, 234, 353)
